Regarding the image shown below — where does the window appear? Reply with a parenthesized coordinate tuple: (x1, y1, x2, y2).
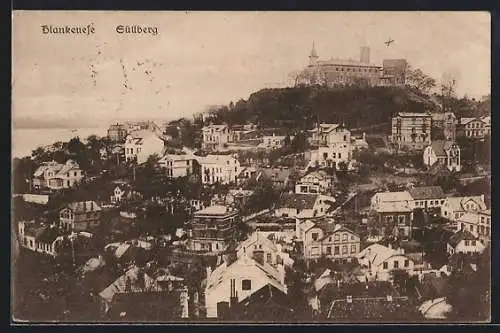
(334, 246, 340, 255)
(350, 245, 356, 253)
(441, 200, 445, 205)
(351, 235, 355, 241)
(404, 260, 409, 267)
(312, 233, 319, 241)
(383, 261, 388, 269)
(465, 240, 469, 246)
(326, 246, 332, 254)
(472, 240, 476, 246)
(267, 253, 272, 263)
(342, 245, 348, 254)
(242, 279, 251, 290)
(334, 234, 340, 241)
(394, 261, 399, 269)
(342, 233, 348, 241)
(398, 215, 406, 225)
(338, 153, 341, 159)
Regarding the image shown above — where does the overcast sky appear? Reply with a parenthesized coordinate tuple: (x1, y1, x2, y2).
(12, 11, 490, 127)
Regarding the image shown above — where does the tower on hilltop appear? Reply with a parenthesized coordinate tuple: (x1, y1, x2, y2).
(309, 41, 319, 66)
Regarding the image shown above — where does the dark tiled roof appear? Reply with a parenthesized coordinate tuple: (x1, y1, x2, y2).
(36, 227, 61, 243)
(408, 186, 445, 200)
(277, 193, 318, 210)
(448, 230, 477, 248)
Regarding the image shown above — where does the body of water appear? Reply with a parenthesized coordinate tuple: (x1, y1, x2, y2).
(12, 127, 108, 159)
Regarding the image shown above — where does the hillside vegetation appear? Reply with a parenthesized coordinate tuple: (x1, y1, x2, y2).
(204, 86, 439, 131)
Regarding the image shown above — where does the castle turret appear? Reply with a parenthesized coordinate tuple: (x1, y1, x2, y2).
(309, 41, 319, 66)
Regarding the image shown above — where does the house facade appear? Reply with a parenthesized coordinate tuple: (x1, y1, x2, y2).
(186, 205, 241, 253)
(205, 254, 286, 318)
(198, 154, 241, 185)
(459, 117, 489, 139)
(423, 140, 461, 172)
(300, 221, 360, 262)
(446, 230, 485, 256)
(235, 232, 293, 267)
(18, 221, 63, 257)
(441, 195, 487, 222)
(308, 123, 352, 147)
(158, 154, 196, 178)
(295, 170, 333, 195)
(202, 125, 231, 151)
(370, 191, 414, 238)
(258, 135, 290, 149)
(307, 144, 353, 170)
(454, 209, 490, 241)
(274, 193, 335, 219)
(390, 112, 432, 151)
(32, 160, 84, 190)
(107, 123, 128, 142)
(124, 130, 165, 164)
(408, 186, 446, 212)
(59, 200, 102, 232)
(356, 243, 415, 282)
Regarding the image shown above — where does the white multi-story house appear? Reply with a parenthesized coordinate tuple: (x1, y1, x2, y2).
(258, 134, 292, 149)
(124, 130, 165, 164)
(18, 221, 64, 257)
(307, 144, 353, 170)
(202, 124, 231, 151)
(235, 232, 294, 267)
(198, 154, 241, 185)
(446, 230, 485, 256)
(306, 123, 354, 170)
(158, 154, 196, 178)
(454, 209, 491, 242)
(32, 160, 84, 190)
(274, 193, 336, 219)
(308, 123, 351, 147)
(297, 219, 360, 263)
(370, 191, 413, 212)
(423, 140, 461, 172)
(356, 243, 415, 282)
(441, 195, 487, 222)
(204, 254, 287, 318)
(295, 170, 333, 195)
(459, 117, 489, 139)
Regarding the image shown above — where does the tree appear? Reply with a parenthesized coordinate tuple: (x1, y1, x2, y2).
(405, 65, 436, 94)
(291, 131, 308, 153)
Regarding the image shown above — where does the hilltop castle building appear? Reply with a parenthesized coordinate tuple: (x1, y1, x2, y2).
(294, 43, 407, 88)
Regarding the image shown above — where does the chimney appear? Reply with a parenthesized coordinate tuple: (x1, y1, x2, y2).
(363, 132, 366, 141)
(253, 250, 265, 265)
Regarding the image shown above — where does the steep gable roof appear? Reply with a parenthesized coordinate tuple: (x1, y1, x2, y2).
(206, 255, 285, 296)
(448, 230, 477, 248)
(446, 195, 487, 212)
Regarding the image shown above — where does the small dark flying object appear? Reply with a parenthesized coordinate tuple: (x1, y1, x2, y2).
(385, 38, 394, 47)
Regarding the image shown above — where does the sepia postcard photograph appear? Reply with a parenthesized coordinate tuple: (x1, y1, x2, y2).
(11, 11, 491, 323)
